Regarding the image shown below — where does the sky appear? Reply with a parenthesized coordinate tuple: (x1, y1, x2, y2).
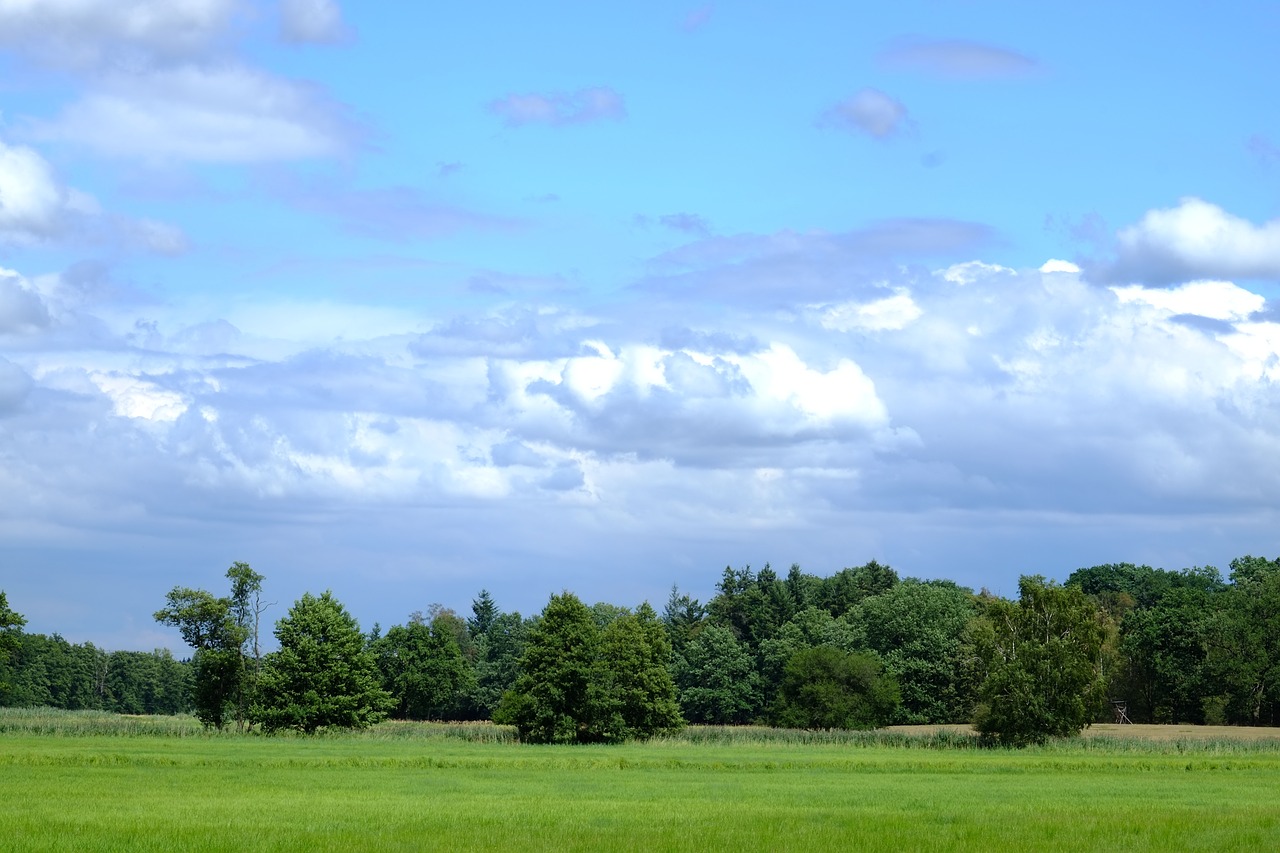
(2, 1, 1280, 652)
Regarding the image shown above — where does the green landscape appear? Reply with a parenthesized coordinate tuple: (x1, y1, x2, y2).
(5, 556, 1280, 849)
(3, 710, 1280, 851)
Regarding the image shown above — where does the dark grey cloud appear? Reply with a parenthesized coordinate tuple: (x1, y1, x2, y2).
(879, 37, 1040, 79)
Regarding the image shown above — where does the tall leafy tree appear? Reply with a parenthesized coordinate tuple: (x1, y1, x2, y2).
(227, 562, 267, 730)
(374, 613, 474, 720)
(773, 646, 900, 730)
(855, 580, 978, 724)
(590, 603, 683, 741)
(1204, 556, 1280, 725)
(971, 576, 1108, 746)
(154, 586, 244, 729)
(672, 623, 761, 724)
(467, 609, 528, 719)
(495, 592, 600, 743)
(815, 560, 899, 618)
(661, 586, 706, 658)
(254, 591, 392, 733)
(758, 607, 865, 702)
(0, 591, 25, 696)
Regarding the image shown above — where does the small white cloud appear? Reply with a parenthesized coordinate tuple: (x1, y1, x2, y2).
(941, 260, 1013, 285)
(0, 141, 74, 242)
(1111, 280, 1265, 322)
(818, 89, 911, 140)
(279, 0, 351, 45)
(1104, 197, 1280, 285)
(817, 291, 923, 332)
(878, 38, 1039, 79)
(488, 87, 626, 127)
(1039, 259, 1080, 274)
(33, 64, 360, 163)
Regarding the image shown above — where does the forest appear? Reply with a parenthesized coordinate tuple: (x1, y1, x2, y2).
(2, 554, 1279, 744)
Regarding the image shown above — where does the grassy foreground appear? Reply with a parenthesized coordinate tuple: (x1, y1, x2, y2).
(2, 712, 1280, 851)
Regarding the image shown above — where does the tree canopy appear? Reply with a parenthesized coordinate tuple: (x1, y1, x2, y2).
(254, 591, 392, 734)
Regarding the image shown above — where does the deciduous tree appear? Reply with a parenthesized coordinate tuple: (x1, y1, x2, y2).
(971, 576, 1108, 746)
(773, 646, 900, 730)
(254, 591, 392, 733)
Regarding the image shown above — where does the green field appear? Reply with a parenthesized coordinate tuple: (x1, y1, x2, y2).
(3, 712, 1280, 851)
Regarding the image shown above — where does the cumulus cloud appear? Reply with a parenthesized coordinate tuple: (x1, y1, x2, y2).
(0, 141, 86, 243)
(0, 0, 238, 68)
(32, 64, 362, 163)
(488, 87, 626, 127)
(279, 0, 351, 44)
(878, 38, 1040, 79)
(818, 89, 912, 139)
(0, 140, 188, 252)
(1100, 197, 1280, 285)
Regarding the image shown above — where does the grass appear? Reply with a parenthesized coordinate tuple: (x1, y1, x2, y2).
(3, 709, 1280, 850)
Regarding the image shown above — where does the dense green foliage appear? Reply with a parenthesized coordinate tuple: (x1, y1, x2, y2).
(153, 563, 263, 729)
(9, 549, 1280, 746)
(254, 591, 392, 733)
(495, 593, 681, 743)
(773, 646, 900, 729)
(970, 577, 1108, 745)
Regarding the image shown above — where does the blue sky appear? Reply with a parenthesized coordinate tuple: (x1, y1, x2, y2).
(2, 1, 1280, 650)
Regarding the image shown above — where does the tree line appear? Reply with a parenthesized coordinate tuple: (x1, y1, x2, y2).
(0, 592, 191, 715)
(2, 554, 1279, 744)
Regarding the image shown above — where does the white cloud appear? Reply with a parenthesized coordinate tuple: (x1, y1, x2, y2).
(7, 248, 1280, 646)
(818, 89, 911, 139)
(815, 291, 923, 332)
(488, 87, 626, 127)
(33, 64, 360, 163)
(878, 38, 1039, 79)
(1039, 259, 1080, 274)
(1104, 197, 1280, 285)
(0, 141, 81, 242)
(0, 138, 189, 252)
(0, 0, 238, 68)
(279, 0, 350, 44)
(1112, 280, 1265, 322)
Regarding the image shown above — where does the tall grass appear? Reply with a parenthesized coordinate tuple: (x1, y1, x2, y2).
(0, 707, 206, 737)
(4, 707, 1280, 756)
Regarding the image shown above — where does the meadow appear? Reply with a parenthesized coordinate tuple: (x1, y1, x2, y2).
(2, 710, 1280, 851)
